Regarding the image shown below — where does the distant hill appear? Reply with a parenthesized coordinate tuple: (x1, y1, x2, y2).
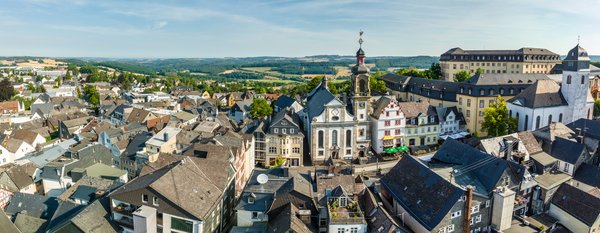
(57, 56, 440, 76)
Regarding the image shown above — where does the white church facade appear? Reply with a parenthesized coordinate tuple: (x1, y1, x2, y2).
(508, 44, 594, 131)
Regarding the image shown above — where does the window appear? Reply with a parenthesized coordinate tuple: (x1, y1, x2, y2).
(384, 130, 390, 136)
(142, 194, 148, 203)
(293, 148, 300, 153)
(332, 130, 338, 146)
(479, 100, 484, 108)
(459, 97, 463, 105)
(567, 75, 572, 84)
(447, 224, 455, 232)
(171, 217, 193, 233)
(581, 75, 585, 84)
(548, 115, 553, 125)
(475, 215, 482, 223)
(395, 120, 401, 125)
(479, 89, 484, 95)
(282, 128, 286, 134)
(535, 116, 540, 129)
(509, 88, 514, 94)
(559, 113, 563, 122)
(350, 228, 358, 233)
(467, 99, 471, 107)
(472, 204, 480, 214)
(489, 89, 494, 95)
(341, 130, 350, 148)
(153, 196, 159, 206)
(318, 131, 324, 148)
(489, 100, 495, 105)
(466, 110, 470, 117)
(386, 111, 389, 117)
(269, 147, 276, 153)
(485, 200, 491, 208)
(274, 128, 278, 133)
(252, 212, 258, 219)
(451, 210, 462, 218)
(395, 129, 400, 135)
(384, 120, 390, 126)
(479, 111, 483, 116)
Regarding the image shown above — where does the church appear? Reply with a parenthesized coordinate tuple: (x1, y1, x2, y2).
(300, 34, 371, 164)
(507, 44, 594, 131)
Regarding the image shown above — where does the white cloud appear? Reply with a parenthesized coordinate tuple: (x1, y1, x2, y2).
(151, 21, 168, 30)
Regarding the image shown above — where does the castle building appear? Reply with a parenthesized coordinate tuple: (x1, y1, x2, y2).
(507, 44, 595, 131)
(440, 47, 561, 81)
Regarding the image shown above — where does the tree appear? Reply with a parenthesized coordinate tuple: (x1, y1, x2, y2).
(453, 70, 471, 82)
(369, 71, 387, 93)
(428, 63, 442, 79)
(594, 99, 600, 118)
(0, 78, 15, 101)
(481, 96, 518, 137)
(250, 98, 273, 119)
(306, 76, 324, 92)
(475, 68, 484, 75)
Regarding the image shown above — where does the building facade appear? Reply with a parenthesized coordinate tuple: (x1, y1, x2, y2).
(370, 96, 406, 154)
(440, 47, 561, 81)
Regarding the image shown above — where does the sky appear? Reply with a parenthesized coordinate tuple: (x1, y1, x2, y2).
(0, 0, 599, 58)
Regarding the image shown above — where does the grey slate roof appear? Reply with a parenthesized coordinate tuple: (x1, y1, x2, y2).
(380, 154, 464, 231)
(551, 183, 600, 226)
(566, 118, 600, 140)
(4, 192, 61, 220)
(549, 137, 586, 164)
(14, 213, 47, 233)
(507, 80, 567, 108)
(272, 95, 296, 110)
(305, 83, 337, 119)
(0, 209, 20, 233)
(573, 163, 600, 189)
(380, 73, 459, 101)
(431, 139, 523, 195)
(371, 96, 392, 119)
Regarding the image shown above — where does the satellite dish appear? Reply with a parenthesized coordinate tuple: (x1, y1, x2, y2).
(257, 174, 269, 184)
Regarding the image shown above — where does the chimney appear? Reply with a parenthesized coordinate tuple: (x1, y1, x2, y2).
(163, 132, 169, 141)
(322, 77, 329, 90)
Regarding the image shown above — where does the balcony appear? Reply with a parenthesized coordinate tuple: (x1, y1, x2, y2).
(328, 201, 366, 225)
(113, 204, 137, 216)
(114, 216, 134, 229)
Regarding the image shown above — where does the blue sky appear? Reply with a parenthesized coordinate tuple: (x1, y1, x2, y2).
(0, 0, 598, 58)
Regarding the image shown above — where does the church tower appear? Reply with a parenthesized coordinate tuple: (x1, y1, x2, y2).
(351, 31, 371, 158)
(561, 43, 593, 122)
(351, 31, 371, 122)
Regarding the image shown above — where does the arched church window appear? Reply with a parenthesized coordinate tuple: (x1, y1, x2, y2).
(582, 75, 585, 84)
(548, 115, 552, 125)
(359, 79, 367, 94)
(318, 131, 324, 148)
(346, 130, 352, 147)
(332, 130, 338, 146)
(558, 113, 563, 122)
(524, 115, 529, 130)
(535, 116, 540, 129)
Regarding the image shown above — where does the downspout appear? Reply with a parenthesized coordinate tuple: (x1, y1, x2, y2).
(464, 185, 473, 233)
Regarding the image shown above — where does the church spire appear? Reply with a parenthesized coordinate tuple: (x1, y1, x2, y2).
(356, 30, 365, 65)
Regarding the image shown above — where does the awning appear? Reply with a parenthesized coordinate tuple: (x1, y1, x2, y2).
(382, 136, 394, 141)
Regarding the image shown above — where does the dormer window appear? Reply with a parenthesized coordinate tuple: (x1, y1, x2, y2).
(248, 194, 255, 204)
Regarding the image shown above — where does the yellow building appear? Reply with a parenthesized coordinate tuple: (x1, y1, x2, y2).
(381, 72, 550, 136)
(440, 47, 561, 81)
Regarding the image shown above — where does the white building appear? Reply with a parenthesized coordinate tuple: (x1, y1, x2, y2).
(435, 106, 465, 135)
(370, 95, 406, 154)
(301, 46, 371, 164)
(508, 44, 594, 131)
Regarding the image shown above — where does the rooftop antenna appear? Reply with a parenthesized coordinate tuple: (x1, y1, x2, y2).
(358, 30, 364, 49)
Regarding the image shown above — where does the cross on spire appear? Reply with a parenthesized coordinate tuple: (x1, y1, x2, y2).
(578, 35, 580, 45)
(358, 30, 364, 48)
